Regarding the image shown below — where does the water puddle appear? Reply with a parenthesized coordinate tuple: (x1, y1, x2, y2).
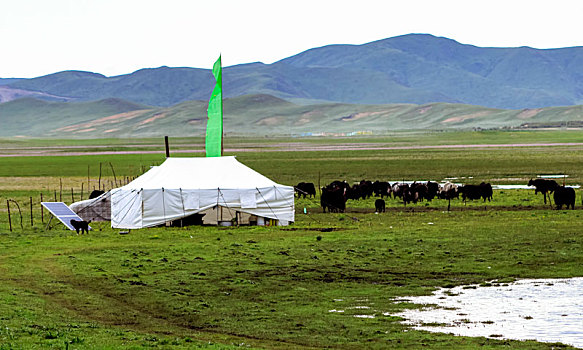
(394, 278, 583, 348)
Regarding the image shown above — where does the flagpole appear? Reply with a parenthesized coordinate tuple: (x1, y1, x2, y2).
(205, 55, 223, 157)
(220, 55, 224, 157)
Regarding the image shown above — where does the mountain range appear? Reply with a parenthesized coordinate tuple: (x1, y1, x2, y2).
(0, 34, 582, 137)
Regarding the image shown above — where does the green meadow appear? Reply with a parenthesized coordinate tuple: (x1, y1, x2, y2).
(0, 131, 582, 349)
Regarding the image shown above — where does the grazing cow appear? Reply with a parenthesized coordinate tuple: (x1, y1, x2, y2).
(439, 182, 459, 211)
(410, 182, 428, 202)
(426, 181, 440, 201)
(373, 181, 391, 198)
(439, 182, 459, 200)
(359, 180, 374, 199)
(375, 199, 386, 213)
(402, 185, 419, 205)
(346, 184, 361, 200)
(295, 182, 316, 199)
(528, 179, 559, 205)
(391, 182, 408, 199)
(553, 186, 575, 210)
(480, 182, 493, 202)
(321, 182, 347, 213)
(459, 183, 493, 202)
(458, 185, 483, 202)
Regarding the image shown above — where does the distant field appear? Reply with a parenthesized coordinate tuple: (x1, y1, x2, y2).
(1, 130, 583, 184)
(0, 131, 582, 349)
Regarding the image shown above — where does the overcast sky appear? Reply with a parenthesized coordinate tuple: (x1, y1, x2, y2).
(2, 0, 582, 78)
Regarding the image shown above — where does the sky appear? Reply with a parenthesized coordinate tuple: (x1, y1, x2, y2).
(1, 0, 582, 78)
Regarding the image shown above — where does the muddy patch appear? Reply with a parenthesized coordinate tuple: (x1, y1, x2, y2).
(281, 227, 352, 232)
(393, 278, 583, 348)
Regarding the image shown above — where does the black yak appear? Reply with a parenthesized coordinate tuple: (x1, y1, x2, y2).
(295, 182, 316, 199)
(528, 179, 559, 205)
(375, 199, 385, 213)
(553, 186, 575, 210)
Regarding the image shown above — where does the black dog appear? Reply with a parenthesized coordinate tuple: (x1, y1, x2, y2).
(70, 219, 91, 234)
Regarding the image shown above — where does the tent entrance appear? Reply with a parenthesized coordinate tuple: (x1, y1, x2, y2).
(165, 206, 280, 227)
(204, 206, 256, 226)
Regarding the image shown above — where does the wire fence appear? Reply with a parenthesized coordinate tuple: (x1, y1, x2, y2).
(0, 175, 136, 232)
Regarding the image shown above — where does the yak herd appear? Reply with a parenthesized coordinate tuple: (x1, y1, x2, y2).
(294, 178, 577, 213)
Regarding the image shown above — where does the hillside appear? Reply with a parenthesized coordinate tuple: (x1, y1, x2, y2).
(0, 78, 23, 86)
(0, 98, 151, 137)
(3, 34, 582, 109)
(1, 94, 582, 138)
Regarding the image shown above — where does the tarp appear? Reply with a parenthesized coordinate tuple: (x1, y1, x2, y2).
(110, 156, 294, 229)
(69, 191, 111, 221)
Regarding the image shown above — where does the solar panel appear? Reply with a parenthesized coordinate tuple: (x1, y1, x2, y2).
(41, 202, 92, 231)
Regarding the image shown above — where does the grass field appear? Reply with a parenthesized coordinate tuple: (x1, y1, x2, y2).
(0, 131, 582, 349)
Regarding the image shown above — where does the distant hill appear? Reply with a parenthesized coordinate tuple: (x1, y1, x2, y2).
(3, 34, 582, 109)
(0, 98, 150, 137)
(0, 86, 72, 103)
(5, 68, 214, 107)
(1, 94, 581, 138)
(0, 78, 23, 86)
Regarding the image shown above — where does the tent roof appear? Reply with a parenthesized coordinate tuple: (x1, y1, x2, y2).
(122, 156, 281, 190)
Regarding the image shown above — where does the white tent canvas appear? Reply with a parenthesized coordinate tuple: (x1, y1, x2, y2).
(111, 156, 295, 229)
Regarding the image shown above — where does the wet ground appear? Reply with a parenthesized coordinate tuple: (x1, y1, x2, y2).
(394, 278, 583, 348)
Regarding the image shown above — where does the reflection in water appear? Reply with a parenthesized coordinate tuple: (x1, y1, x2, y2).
(394, 278, 583, 348)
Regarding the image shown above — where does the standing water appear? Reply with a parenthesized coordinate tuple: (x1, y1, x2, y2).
(394, 278, 583, 348)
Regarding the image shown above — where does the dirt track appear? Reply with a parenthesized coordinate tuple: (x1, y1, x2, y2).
(1, 142, 583, 157)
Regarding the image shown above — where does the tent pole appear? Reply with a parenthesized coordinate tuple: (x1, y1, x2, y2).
(216, 189, 220, 224)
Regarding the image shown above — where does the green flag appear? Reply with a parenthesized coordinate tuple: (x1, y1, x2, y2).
(206, 55, 223, 157)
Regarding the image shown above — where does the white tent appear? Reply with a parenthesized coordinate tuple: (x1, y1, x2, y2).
(110, 156, 295, 229)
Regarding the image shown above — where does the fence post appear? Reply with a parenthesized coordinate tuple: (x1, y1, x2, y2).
(40, 193, 44, 223)
(30, 197, 33, 227)
(59, 178, 63, 202)
(54, 190, 57, 202)
(109, 162, 118, 187)
(71, 188, 74, 203)
(7, 200, 12, 232)
(81, 183, 84, 200)
(98, 162, 102, 191)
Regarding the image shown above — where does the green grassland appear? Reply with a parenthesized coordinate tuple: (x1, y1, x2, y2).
(0, 132, 582, 349)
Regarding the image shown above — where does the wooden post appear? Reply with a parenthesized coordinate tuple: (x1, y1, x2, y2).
(165, 136, 170, 158)
(40, 193, 44, 223)
(54, 190, 57, 202)
(81, 182, 84, 200)
(109, 162, 118, 187)
(71, 188, 74, 203)
(7, 200, 12, 232)
(98, 162, 102, 191)
(30, 197, 33, 227)
(59, 178, 63, 201)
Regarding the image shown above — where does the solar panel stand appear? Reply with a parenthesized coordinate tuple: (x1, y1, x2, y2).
(45, 215, 55, 230)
